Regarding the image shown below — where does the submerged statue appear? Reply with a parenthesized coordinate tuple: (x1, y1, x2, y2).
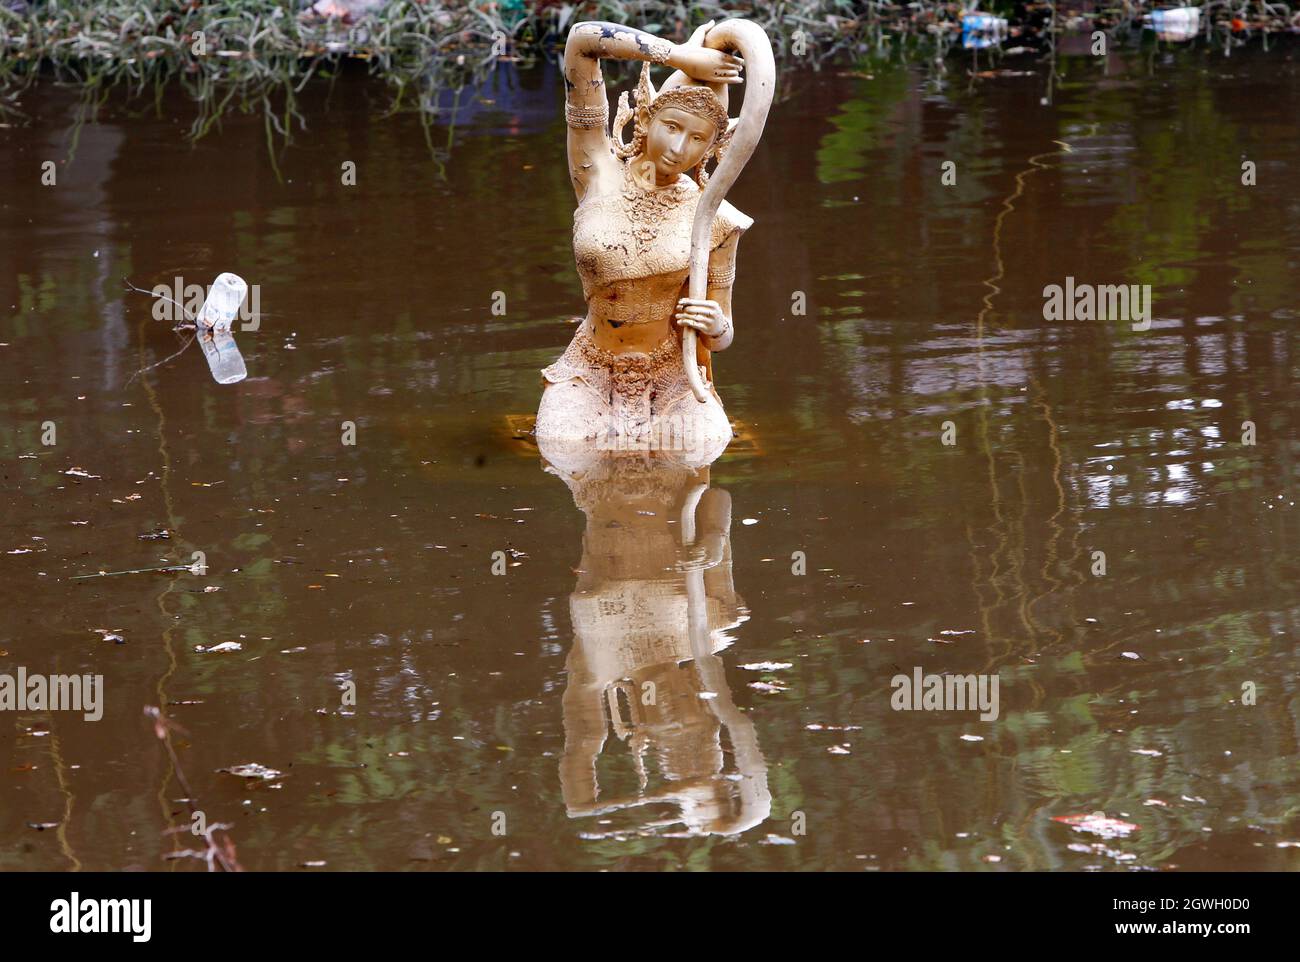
(543, 442, 770, 837)
(536, 19, 775, 455)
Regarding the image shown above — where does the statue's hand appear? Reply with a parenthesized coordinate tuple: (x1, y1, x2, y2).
(669, 42, 744, 85)
(675, 297, 729, 338)
(682, 20, 719, 49)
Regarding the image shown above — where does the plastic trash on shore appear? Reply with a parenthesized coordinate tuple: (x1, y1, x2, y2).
(196, 272, 248, 384)
(1144, 7, 1201, 42)
(962, 14, 1008, 49)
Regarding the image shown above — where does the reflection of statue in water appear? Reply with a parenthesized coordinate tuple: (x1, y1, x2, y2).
(536, 19, 775, 449)
(542, 439, 770, 836)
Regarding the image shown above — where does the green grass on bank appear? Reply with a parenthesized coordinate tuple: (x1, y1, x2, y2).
(0, 1, 889, 136)
(2, 1, 1294, 136)
(0, 0, 872, 89)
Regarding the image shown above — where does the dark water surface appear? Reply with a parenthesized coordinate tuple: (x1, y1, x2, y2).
(2, 45, 1298, 871)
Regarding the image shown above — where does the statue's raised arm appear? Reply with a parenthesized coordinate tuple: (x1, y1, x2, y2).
(562, 21, 743, 203)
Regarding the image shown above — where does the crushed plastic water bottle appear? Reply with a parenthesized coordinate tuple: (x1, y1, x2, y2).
(1144, 7, 1200, 42)
(196, 273, 248, 384)
(197, 272, 246, 332)
(962, 14, 1007, 49)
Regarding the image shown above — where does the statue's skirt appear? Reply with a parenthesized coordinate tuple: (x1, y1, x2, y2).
(536, 321, 731, 465)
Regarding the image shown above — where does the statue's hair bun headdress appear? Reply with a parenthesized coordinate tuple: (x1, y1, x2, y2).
(613, 62, 737, 187)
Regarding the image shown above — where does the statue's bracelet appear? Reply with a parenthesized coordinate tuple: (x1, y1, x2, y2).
(707, 265, 736, 287)
(565, 101, 609, 129)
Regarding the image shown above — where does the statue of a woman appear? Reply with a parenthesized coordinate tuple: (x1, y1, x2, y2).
(536, 20, 765, 454)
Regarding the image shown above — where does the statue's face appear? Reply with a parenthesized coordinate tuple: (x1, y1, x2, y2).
(645, 106, 716, 180)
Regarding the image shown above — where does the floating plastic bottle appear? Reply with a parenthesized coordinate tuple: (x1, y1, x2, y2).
(1144, 7, 1200, 42)
(197, 272, 246, 332)
(196, 273, 248, 384)
(962, 14, 1007, 49)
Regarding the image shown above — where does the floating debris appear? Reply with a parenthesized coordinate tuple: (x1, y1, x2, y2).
(805, 723, 863, 732)
(125, 272, 250, 384)
(194, 274, 250, 384)
(1066, 840, 1139, 862)
(1145, 7, 1201, 42)
(71, 563, 191, 580)
(962, 13, 1007, 49)
(218, 763, 285, 781)
(1052, 811, 1139, 839)
(195, 641, 243, 654)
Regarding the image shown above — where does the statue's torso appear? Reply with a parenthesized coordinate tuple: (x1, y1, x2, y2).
(573, 163, 750, 330)
(537, 161, 749, 443)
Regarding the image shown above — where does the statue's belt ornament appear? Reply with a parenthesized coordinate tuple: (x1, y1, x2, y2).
(542, 322, 699, 409)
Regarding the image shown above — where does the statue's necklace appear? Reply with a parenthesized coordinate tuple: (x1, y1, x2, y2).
(621, 161, 692, 253)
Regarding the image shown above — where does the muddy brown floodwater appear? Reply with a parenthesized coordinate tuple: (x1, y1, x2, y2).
(1, 45, 1298, 871)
